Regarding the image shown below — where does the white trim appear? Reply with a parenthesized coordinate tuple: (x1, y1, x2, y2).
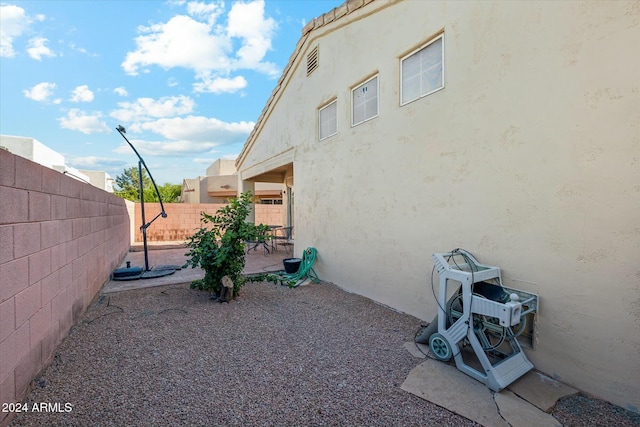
(239, 149, 294, 181)
(351, 74, 379, 127)
(400, 34, 444, 106)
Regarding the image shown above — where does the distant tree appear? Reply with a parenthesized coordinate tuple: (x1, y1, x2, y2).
(155, 183, 182, 203)
(114, 167, 151, 201)
(113, 167, 181, 202)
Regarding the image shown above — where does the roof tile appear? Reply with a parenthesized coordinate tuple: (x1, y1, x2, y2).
(347, 0, 365, 13)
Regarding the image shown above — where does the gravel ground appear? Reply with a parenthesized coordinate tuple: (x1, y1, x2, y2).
(552, 394, 640, 427)
(8, 281, 640, 427)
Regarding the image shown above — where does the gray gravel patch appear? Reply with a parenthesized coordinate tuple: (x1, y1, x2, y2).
(9, 281, 639, 427)
(551, 394, 640, 427)
(10, 282, 476, 427)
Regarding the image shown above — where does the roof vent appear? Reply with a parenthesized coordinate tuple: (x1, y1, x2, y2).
(307, 45, 319, 76)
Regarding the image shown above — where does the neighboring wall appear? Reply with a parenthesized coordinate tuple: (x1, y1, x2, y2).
(253, 204, 285, 229)
(237, 0, 640, 411)
(131, 203, 284, 242)
(181, 177, 219, 204)
(0, 150, 130, 424)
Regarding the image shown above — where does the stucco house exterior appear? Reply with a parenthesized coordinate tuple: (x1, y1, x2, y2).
(235, 0, 639, 411)
(181, 159, 283, 204)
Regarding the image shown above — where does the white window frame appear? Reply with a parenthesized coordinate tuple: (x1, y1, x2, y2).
(318, 99, 338, 141)
(400, 34, 444, 106)
(351, 75, 379, 127)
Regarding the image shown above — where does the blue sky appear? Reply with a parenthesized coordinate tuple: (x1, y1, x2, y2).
(0, 0, 342, 185)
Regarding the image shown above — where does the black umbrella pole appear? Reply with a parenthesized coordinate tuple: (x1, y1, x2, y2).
(138, 161, 150, 271)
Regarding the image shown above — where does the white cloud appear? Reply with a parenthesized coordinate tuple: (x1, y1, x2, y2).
(23, 82, 56, 102)
(113, 87, 128, 97)
(136, 115, 254, 145)
(58, 109, 110, 134)
(0, 4, 30, 57)
(227, 0, 278, 76)
(68, 42, 88, 54)
(121, 0, 279, 88)
(193, 157, 217, 164)
(193, 75, 247, 94)
(186, 0, 224, 25)
(27, 37, 56, 60)
(70, 85, 94, 102)
(69, 156, 127, 168)
(121, 14, 231, 76)
(113, 138, 219, 157)
(110, 95, 195, 122)
(110, 115, 253, 158)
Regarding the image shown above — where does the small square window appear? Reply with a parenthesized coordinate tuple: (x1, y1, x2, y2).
(319, 100, 337, 141)
(352, 75, 379, 126)
(401, 35, 444, 105)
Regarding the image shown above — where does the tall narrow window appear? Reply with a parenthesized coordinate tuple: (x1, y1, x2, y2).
(352, 75, 378, 126)
(401, 35, 444, 105)
(319, 100, 337, 141)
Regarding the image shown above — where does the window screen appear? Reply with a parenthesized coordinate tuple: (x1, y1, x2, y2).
(352, 76, 378, 126)
(319, 100, 337, 140)
(401, 36, 444, 105)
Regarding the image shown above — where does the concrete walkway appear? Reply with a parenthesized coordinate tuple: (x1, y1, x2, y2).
(103, 243, 289, 294)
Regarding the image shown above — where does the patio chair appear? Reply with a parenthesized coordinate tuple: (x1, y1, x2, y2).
(272, 226, 294, 254)
(277, 247, 320, 288)
(245, 226, 271, 256)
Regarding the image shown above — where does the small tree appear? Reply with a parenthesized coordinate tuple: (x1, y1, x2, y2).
(113, 167, 181, 202)
(183, 191, 269, 301)
(114, 167, 152, 201)
(155, 183, 182, 203)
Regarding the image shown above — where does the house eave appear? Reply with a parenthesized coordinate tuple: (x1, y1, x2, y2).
(235, 0, 385, 171)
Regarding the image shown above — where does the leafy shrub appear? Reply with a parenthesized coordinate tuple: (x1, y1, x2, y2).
(183, 191, 269, 300)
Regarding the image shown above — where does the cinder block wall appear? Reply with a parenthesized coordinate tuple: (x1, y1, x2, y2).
(254, 204, 285, 228)
(132, 203, 284, 242)
(0, 150, 130, 424)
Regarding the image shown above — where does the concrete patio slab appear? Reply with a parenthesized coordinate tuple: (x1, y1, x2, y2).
(495, 390, 562, 427)
(403, 341, 427, 359)
(102, 244, 289, 294)
(507, 369, 578, 412)
(401, 358, 511, 427)
(401, 353, 567, 427)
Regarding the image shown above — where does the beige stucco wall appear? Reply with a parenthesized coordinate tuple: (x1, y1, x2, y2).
(206, 159, 236, 176)
(237, 0, 640, 411)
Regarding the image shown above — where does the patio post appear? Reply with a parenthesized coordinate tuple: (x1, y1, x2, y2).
(239, 178, 256, 223)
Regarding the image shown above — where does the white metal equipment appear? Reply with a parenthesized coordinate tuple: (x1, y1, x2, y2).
(426, 249, 539, 392)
